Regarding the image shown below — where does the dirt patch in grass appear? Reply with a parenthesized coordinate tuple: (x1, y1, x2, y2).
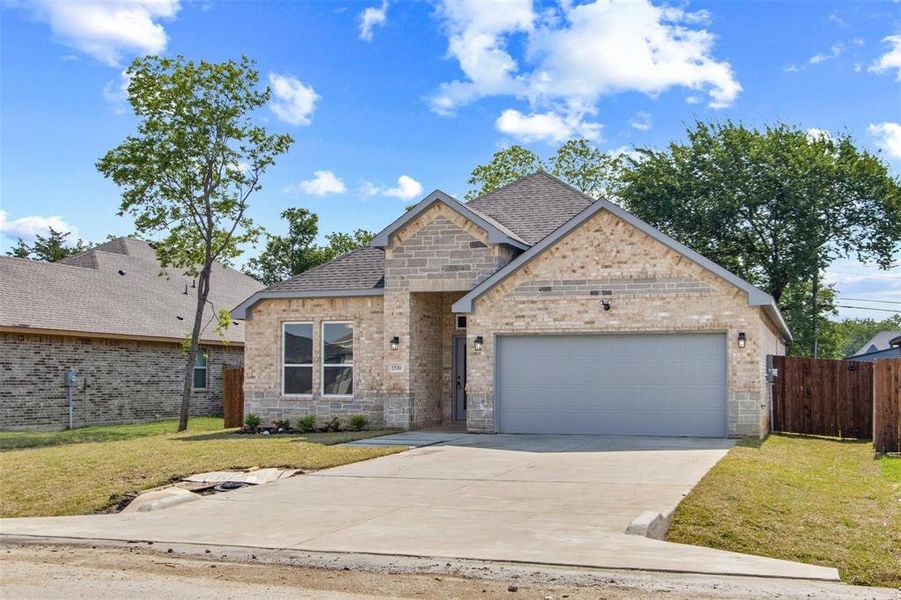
(0, 425, 401, 518)
(667, 434, 901, 587)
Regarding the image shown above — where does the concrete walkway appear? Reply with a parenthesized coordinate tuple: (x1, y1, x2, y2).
(0, 434, 839, 581)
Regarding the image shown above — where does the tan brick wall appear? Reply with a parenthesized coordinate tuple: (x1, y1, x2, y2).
(464, 209, 784, 438)
(243, 296, 386, 427)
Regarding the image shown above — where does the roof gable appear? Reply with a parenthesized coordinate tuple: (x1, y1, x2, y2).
(452, 185, 792, 341)
(371, 190, 528, 250)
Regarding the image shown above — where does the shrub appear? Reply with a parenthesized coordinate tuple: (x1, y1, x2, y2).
(244, 413, 261, 431)
(348, 415, 368, 431)
(273, 418, 291, 430)
(297, 415, 317, 433)
(325, 416, 341, 432)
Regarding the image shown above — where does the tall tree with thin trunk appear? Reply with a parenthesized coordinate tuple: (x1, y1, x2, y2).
(98, 55, 293, 431)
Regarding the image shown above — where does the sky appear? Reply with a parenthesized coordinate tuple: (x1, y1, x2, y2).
(1, 0, 900, 321)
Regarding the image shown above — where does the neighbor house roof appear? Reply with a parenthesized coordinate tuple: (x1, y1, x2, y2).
(452, 178, 792, 341)
(0, 238, 263, 344)
(466, 171, 593, 245)
(851, 330, 901, 357)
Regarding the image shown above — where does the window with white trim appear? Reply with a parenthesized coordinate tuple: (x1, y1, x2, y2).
(283, 322, 313, 395)
(193, 349, 208, 390)
(322, 322, 353, 396)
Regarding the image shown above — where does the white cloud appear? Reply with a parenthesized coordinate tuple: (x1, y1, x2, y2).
(869, 34, 901, 80)
(0, 210, 79, 242)
(810, 43, 846, 64)
(496, 109, 600, 142)
(384, 175, 423, 200)
(868, 122, 901, 159)
(268, 73, 319, 126)
(806, 128, 833, 142)
(429, 0, 740, 131)
(359, 0, 388, 42)
(288, 170, 347, 196)
(23, 0, 180, 67)
(808, 38, 862, 65)
(361, 175, 424, 200)
(629, 111, 652, 131)
(102, 70, 132, 114)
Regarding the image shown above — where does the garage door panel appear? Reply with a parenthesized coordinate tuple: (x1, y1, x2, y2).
(496, 333, 727, 437)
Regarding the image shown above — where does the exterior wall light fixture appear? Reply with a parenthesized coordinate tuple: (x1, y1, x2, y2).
(737, 332, 746, 348)
(601, 300, 612, 311)
(390, 336, 400, 351)
(474, 336, 484, 352)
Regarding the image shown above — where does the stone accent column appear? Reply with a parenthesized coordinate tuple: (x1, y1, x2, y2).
(383, 289, 413, 429)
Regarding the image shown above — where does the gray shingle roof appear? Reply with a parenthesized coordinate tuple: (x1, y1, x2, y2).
(466, 171, 593, 245)
(852, 330, 901, 356)
(267, 246, 385, 292)
(1, 238, 264, 344)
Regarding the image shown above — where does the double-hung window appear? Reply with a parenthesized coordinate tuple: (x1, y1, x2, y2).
(283, 322, 313, 395)
(193, 349, 208, 390)
(322, 322, 353, 396)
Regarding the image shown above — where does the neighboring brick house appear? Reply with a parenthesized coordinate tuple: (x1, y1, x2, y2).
(0, 238, 263, 430)
(234, 173, 791, 438)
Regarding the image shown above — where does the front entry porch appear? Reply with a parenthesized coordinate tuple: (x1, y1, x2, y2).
(384, 291, 469, 431)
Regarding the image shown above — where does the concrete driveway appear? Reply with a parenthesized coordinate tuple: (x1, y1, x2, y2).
(0, 433, 839, 580)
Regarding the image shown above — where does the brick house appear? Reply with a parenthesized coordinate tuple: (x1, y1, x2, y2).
(0, 238, 263, 430)
(233, 173, 790, 438)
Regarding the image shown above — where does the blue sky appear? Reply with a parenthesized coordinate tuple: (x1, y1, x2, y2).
(1, 0, 899, 320)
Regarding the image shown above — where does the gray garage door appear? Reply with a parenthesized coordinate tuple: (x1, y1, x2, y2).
(496, 333, 727, 437)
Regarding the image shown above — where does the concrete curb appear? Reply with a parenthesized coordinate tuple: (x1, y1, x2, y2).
(625, 511, 672, 540)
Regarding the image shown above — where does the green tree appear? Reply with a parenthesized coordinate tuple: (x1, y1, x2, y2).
(550, 139, 623, 199)
(321, 229, 374, 261)
(830, 314, 901, 358)
(246, 208, 373, 285)
(465, 146, 544, 199)
(620, 122, 901, 356)
(465, 140, 623, 200)
(6, 228, 93, 261)
(245, 208, 321, 285)
(97, 55, 293, 431)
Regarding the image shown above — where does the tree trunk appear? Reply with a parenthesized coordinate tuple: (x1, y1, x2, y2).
(810, 270, 819, 358)
(178, 265, 212, 432)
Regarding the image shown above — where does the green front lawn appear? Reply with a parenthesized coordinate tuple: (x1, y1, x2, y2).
(0, 419, 402, 518)
(667, 434, 901, 588)
(0, 417, 225, 450)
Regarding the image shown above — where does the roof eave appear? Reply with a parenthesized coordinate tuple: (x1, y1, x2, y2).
(231, 288, 384, 320)
(370, 190, 529, 251)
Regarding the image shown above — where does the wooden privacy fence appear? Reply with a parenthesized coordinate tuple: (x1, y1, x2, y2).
(873, 359, 900, 453)
(222, 367, 245, 428)
(771, 356, 873, 439)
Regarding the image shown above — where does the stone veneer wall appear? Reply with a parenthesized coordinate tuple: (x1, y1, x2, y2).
(242, 296, 386, 427)
(464, 209, 784, 438)
(409, 293, 444, 427)
(0, 332, 241, 430)
(384, 202, 517, 292)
